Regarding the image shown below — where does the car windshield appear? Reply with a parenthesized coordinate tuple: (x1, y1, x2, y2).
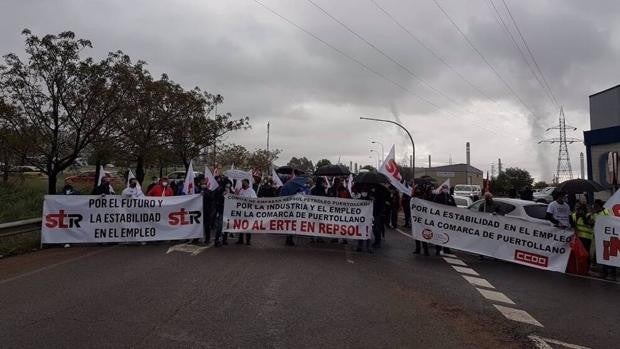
(523, 205, 548, 219)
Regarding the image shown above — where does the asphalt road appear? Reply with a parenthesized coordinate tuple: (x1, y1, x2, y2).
(0, 229, 615, 349)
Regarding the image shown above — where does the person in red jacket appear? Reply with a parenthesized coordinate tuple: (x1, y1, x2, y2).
(146, 176, 174, 197)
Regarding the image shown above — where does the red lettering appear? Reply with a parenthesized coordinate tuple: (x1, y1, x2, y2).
(603, 236, 620, 260)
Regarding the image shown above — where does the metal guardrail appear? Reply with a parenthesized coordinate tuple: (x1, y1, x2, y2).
(0, 218, 42, 238)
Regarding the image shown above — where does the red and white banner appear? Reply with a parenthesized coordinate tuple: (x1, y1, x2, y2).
(223, 194, 372, 239)
(410, 198, 573, 272)
(41, 195, 203, 243)
(595, 189, 620, 267)
(379, 145, 411, 196)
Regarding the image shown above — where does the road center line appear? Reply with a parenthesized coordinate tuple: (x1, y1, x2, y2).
(475, 288, 515, 304)
(461, 275, 495, 289)
(493, 304, 543, 327)
(451, 265, 479, 275)
(442, 257, 467, 266)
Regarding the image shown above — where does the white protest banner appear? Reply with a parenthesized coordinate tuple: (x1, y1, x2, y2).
(594, 216, 620, 267)
(42, 195, 203, 244)
(223, 194, 372, 239)
(410, 198, 573, 272)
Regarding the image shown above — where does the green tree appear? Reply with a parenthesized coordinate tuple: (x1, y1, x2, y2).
(216, 144, 250, 170)
(0, 30, 125, 193)
(288, 156, 314, 173)
(247, 148, 281, 173)
(533, 181, 549, 189)
(494, 167, 534, 195)
(316, 158, 332, 168)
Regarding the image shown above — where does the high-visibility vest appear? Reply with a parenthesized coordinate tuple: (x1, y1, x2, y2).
(572, 213, 593, 240)
(593, 209, 610, 220)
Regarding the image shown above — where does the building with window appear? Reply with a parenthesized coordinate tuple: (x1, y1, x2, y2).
(584, 84, 620, 198)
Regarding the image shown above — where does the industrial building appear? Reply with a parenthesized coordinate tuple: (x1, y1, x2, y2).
(584, 84, 620, 197)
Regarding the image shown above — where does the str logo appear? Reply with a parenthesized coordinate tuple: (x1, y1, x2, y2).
(168, 208, 201, 225)
(385, 159, 402, 181)
(514, 250, 548, 267)
(603, 236, 620, 261)
(45, 210, 83, 228)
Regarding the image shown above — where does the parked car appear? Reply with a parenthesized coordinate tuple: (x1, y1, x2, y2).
(10, 166, 47, 177)
(453, 195, 473, 208)
(468, 198, 551, 226)
(65, 170, 122, 187)
(453, 184, 482, 200)
(167, 171, 201, 185)
(532, 186, 556, 203)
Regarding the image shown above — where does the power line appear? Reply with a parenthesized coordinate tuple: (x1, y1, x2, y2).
(431, 0, 537, 119)
(501, 0, 560, 108)
(487, 0, 557, 110)
(305, 0, 469, 111)
(251, 0, 509, 138)
(370, 0, 499, 105)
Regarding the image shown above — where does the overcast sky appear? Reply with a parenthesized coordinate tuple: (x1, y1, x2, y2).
(2, 0, 620, 181)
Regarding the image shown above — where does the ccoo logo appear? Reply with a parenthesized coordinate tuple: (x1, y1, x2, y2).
(45, 210, 83, 228)
(168, 208, 201, 225)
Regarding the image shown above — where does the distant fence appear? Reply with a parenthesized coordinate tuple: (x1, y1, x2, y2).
(0, 218, 41, 238)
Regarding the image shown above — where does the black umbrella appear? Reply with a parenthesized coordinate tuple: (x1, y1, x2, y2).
(354, 171, 389, 185)
(314, 164, 351, 176)
(556, 179, 606, 194)
(275, 166, 305, 175)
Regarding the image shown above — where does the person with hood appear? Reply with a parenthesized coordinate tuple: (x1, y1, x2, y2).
(146, 176, 174, 197)
(122, 178, 144, 198)
(93, 176, 114, 195)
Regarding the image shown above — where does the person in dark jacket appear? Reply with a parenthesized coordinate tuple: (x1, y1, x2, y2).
(61, 182, 79, 195)
(389, 187, 400, 229)
(371, 186, 386, 248)
(520, 186, 534, 201)
(431, 184, 455, 255)
(92, 176, 114, 195)
(214, 178, 233, 247)
(311, 177, 328, 196)
(258, 179, 278, 198)
(413, 184, 432, 256)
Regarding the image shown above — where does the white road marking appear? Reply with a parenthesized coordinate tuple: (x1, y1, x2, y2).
(528, 335, 591, 349)
(346, 259, 355, 264)
(395, 228, 411, 237)
(441, 253, 457, 258)
(451, 266, 479, 276)
(475, 288, 515, 305)
(493, 304, 543, 327)
(0, 247, 113, 285)
(442, 257, 467, 266)
(461, 275, 495, 289)
(167, 243, 211, 256)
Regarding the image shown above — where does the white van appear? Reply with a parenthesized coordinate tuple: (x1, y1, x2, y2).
(453, 184, 481, 200)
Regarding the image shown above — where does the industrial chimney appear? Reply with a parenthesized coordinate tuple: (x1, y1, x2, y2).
(466, 142, 471, 184)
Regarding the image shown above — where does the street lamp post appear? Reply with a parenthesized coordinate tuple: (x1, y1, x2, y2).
(370, 149, 380, 169)
(361, 117, 415, 181)
(371, 141, 384, 161)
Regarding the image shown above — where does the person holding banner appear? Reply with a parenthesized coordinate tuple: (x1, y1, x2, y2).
(546, 191, 570, 228)
(214, 178, 233, 247)
(122, 178, 144, 198)
(93, 176, 114, 195)
(146, 176, 174, 197)
(236, 179, 256, 245)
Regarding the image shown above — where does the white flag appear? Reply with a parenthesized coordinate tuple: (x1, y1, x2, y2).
(433, 179, 451, 194)
(324, 176, 331, 189)
(97, 165, 106, 186)
(379, 145, 412, 196)
(272, 168, 283, 188)
(182, 161, 196, 195)
(346, 174, 353, 193)
(204, 166, 219, 191)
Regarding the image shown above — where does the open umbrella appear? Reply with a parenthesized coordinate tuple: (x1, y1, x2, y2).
(314, 164, 351, 176)
(275, 166, 305, 176)
(280, 175, 310, 196)
(556, 179, 606, 194)
(354, 171, 389, 185)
